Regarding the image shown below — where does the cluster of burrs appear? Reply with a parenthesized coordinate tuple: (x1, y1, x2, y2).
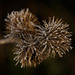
(1, 8, 72, 68)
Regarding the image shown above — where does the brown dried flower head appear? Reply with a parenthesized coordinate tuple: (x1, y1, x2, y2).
(5, 8, 38, 39)
(34, 17, 72, 58)
(5, 8, 42, 68)
(4, 8, 72, 68)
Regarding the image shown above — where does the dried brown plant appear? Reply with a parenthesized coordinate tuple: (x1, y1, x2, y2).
(32, 17, 72, 58)
(0, 8, 72, 68)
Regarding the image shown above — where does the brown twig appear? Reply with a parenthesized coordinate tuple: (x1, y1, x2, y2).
(0, 38, 14, 45)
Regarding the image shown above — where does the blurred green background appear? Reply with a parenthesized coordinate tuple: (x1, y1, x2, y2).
(0, 0, 75, 75)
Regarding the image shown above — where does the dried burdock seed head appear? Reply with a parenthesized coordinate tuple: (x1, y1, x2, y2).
(33, 16, 72, 58)
(5, 8, 39, 41)
(13, 33, 44, 68)
(4, 8, 43, 68)
(1, 8, 72, 68)
(13, 30, 46, 68)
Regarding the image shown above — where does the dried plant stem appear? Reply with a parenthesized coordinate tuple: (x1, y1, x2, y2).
(0, 38, 14, 45)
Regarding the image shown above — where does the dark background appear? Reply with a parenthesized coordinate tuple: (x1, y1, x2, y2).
(0, 0, 75, 75)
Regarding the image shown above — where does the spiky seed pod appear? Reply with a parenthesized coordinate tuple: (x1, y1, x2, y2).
(4, 8, 72, 68)
(5, 8, 38, 40)
(33, 16, 72, 58)
(13, 32, 46, 68)
(4, 8, 43, 68)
